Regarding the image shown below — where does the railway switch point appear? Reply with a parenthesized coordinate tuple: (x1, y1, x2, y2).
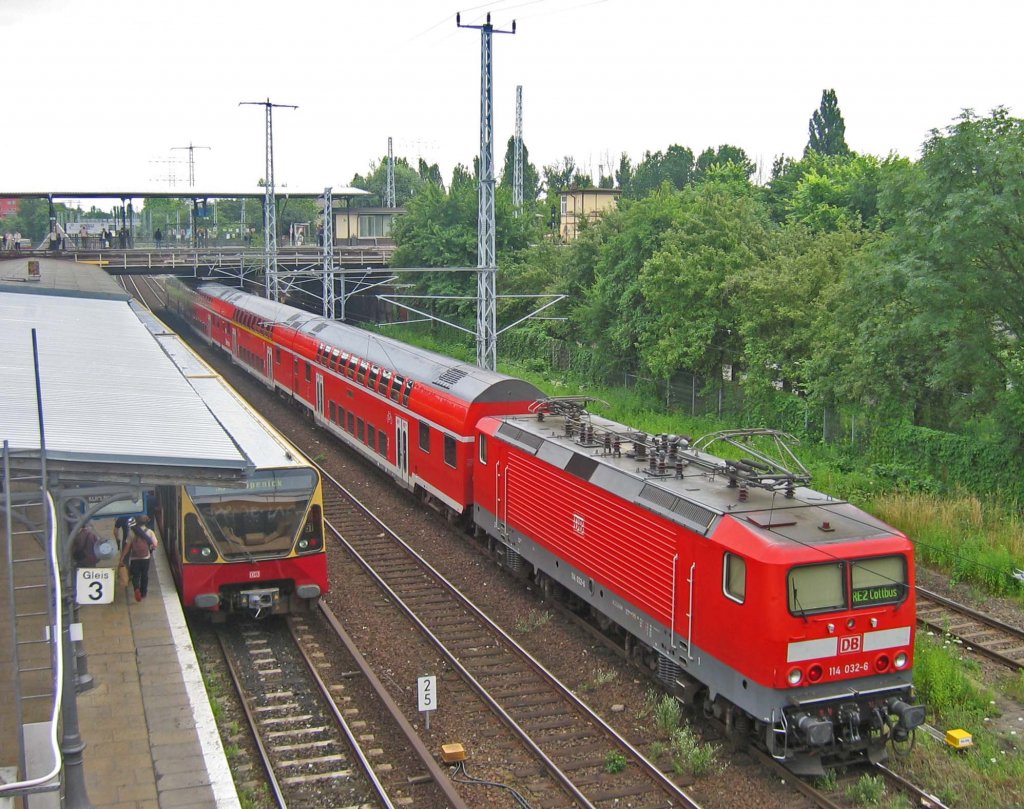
(441, 743, 467, 763)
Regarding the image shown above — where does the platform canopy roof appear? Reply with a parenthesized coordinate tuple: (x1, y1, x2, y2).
(0, 258, 253, 486)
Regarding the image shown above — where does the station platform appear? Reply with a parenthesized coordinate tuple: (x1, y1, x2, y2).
(75, 538, 239, 809)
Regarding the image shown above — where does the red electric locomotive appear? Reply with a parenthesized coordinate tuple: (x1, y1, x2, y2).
(164, 279, 923, 771)
(473, 399, 923, 773)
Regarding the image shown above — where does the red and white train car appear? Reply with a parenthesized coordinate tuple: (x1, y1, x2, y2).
(473, 405, 923, 773)
(167, 280, 545, 514)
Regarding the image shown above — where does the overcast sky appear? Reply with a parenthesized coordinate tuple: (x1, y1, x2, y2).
(2, 0, 1022, 198)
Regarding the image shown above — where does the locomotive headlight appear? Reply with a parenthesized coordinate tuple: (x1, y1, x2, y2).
(298, 538, 309, 550)
(787, 667, 803, 685)
(895, 652, 908, 669)
(200, 547, 212, 558)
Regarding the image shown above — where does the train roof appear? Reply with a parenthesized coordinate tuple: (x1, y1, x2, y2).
(485, 407, 897, 549)
(133, 303, 309, 472)
(0, 262, 251, 482)
(198, 282, 544, 405)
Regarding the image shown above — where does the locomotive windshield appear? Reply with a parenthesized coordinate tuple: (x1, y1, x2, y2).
(788, 555, 908, 615)
(788, 562, 845, 615)
(187, 467, 318, 558)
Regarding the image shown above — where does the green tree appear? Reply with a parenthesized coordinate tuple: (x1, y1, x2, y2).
(350, 156, 424, 207)
(622, 145, 695, 199)
(806, 89, 851, 157)
(693, 145, 756, 182)
(499, 135, 541, 202)
(879, 108, 1024, 428)
(635, 169, 771, 380)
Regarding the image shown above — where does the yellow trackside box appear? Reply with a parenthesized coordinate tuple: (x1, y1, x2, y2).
(441, 743, 466, 763)
(945, 729, 973, 748)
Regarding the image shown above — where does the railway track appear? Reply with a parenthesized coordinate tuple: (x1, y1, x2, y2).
(317, 461, 703, 808)
(916, 587, 1024, 671)
(749, 748, 948, 809)
(216, 617, 386, 809)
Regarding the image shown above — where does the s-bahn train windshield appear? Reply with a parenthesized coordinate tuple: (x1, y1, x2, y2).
(788, 555, 908, 616)
(186, 468, 318, 558)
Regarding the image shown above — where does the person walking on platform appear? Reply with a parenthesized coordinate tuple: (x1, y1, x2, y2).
(120, 520, 158, 602)
(71, 521, 103, 570)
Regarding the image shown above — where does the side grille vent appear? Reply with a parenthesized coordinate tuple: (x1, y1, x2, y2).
(639, 483, 716, 532)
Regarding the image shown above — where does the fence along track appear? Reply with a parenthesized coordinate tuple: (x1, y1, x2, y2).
(916, 587, 1024, 671)
(216, 620, 385, 809)
(317, 461, 703, 809)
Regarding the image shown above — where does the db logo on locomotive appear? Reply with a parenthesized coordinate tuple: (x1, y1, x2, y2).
(839, 635, 863, 654)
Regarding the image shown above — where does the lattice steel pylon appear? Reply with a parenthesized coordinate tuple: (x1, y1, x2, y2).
(321, 187, 336, 319)
(240, 98, 297, 300)
(458, 12, 515, 370)
(385, 137, 396, 209)
(513, 85, 523, 214)
(170, 142, 211, 187)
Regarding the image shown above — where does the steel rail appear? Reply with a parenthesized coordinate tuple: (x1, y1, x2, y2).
(285, 617, 398, 809)
(216, 629, 289, 809)
(917, 586, 1024, 672)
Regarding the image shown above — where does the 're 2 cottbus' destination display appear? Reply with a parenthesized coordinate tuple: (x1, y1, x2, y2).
(164, 276, 925, 774)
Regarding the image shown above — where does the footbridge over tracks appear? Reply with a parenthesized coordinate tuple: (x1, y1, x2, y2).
(0, 244, 394, 275)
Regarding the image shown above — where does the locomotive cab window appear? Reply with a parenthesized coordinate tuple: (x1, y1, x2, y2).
(788, 562, 845, 616)
(851, 555, 907, 607)
(723, 553, 745, 603)
(444, 435, 457, 469)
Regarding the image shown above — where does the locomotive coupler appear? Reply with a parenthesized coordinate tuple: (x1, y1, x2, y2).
(794, 713, 833, 746)
(887, 697, 926, 737)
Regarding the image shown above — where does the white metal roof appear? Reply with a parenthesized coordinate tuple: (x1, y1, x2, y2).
(138, 305, 305, 471)
(0, 291, 250, 474)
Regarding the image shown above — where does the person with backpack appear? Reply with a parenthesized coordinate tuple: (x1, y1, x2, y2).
(119, 520, 158, 602)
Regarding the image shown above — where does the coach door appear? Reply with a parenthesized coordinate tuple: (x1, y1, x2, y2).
(395, 417, 410, 485)
(315, 373, 325, 421)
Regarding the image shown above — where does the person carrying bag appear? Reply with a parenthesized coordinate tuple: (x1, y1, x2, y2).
(119, 521, 158, 602)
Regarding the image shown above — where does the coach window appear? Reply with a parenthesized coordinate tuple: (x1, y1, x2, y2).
(723, 553, 745, 604)
(378, 430, 388, 457)
(331, 348, 341, 370)
(444, 435, 457, 469)
(368, 366, 379, 389)
(402, 379, 415, 406)
(419, 421, 431, 452)
(478, 434, 488, 464)
(390, 375, 404, 402)
(368, 426, 376, 450)
(337, 407, 345, 427)
(346, 356, 358, 378)
(380, 369, 392, 394)
(357, 418, 365, 441)
(329, 402, 336, 422)
(347, 412, 354, 433)
(788, 562, 845, 616)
